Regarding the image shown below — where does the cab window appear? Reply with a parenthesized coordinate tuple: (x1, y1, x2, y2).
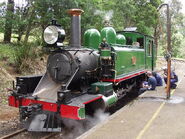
(137, 38, 144, 49)
(126, 37, 132, 45)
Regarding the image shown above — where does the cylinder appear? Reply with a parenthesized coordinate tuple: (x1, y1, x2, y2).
(68, 9, 84, 48)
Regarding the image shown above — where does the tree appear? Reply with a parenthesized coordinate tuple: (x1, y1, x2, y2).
(1, 0, 164, 45)
(13, 0, 33, 42)
(4, 0, 14, 43)
(158, 0, 185, 58)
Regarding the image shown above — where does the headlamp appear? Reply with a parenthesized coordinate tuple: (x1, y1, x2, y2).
(44, 25, 65, 45)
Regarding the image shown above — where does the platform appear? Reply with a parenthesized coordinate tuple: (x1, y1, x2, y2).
(79, 75, 185, 139)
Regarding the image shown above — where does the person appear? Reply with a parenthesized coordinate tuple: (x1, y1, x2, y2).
(132, 42, 140, 48)
(152, 71, 163, 86)
(139, 71, 157, 94)
(163, 67, 178, 89)
(100, 38, 110, 49)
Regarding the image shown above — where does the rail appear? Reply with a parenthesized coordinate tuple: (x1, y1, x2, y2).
(0, 129, 26, 139)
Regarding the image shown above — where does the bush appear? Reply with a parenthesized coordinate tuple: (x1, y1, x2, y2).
(29, 27, 44, 46)
(0, 18, 5, 33)
(13, 42, 42, 72)
(0, 43, 15, 64)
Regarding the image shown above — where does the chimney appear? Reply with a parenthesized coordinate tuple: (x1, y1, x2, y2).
(68, 9, 84, 48)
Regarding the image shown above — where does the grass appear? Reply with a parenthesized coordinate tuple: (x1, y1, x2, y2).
(0, 29, 44, 69)
(0, 43, 15, 64)
(0, 40, 44, 73)
(13, 43, 42, 71)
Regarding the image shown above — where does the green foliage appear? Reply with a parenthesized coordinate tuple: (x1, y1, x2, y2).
(112, 0, 135, 30)
(134, 0, 161, 35)
(0, 41, 42, 73)
(29, 27, 43, 45)
(1, 0, 163, 43)
(0, 17, 5, 32)
(158, 0, 185, 58)
(0, 43, 14, 63)
(13, 42, 42, 72)
(6, 0, 185, 72)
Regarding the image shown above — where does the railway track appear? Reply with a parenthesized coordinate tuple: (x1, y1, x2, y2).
(40, 133, 60, 139)
(0, 129, 26, 139)
(0, 129, 61, 139)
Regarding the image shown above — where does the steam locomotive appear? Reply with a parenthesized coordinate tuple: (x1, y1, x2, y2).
(8, 9, 156, 132)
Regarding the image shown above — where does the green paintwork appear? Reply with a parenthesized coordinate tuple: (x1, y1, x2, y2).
(83, 27, 156, 81)
(106, 94, 118, 106)
(91, 82, 113, 94)
(153, 44, 157, 68)
(112, 46, 145, 77)
(78, 107, 85, 119)
(100, 49, 111, 58)
(145, 38, 152, 69)
(144, 35, 156, 70)
(84, 29, 101, 49)
(116, 34, 126, 45)
(118, 31, 155, 70)
(101, 27, 116, 44)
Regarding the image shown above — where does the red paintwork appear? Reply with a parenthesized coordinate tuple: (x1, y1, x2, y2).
(8, 95, 102, 120)
(60, 104, 80, 120)
(9, 95, 19, 107)
(83, 96, 102, 104)
(102, 70, 146, 82)
(60, 96, 103, 120)
(9, 96, 58, 112)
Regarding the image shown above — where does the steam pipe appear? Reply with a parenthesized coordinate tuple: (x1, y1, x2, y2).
(68, 9, 84, 48)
